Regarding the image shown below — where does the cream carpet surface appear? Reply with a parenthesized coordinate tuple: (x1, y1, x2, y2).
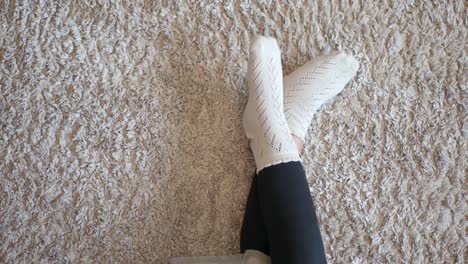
(1, 1, 466, 263)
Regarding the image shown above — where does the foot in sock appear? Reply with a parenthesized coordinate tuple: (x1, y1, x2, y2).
(284, 51, 359, 141)
(243, 36, 300, 173)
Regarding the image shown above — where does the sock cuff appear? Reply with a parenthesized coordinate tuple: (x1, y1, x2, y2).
(255, 152, 301, 174)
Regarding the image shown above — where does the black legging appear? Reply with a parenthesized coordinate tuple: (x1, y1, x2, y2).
(240, 161, 327, 264)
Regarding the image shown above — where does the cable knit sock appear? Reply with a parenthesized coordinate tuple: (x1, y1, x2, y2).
(243, 36, 300, 173)
(284, 51, 359, 140)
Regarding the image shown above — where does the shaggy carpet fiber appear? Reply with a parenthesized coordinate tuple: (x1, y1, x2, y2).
(1, 0, 466, 263)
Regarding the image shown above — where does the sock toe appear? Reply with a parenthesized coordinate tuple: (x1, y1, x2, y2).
(250, 35, 279, 55)
(336, 51, 360, 76)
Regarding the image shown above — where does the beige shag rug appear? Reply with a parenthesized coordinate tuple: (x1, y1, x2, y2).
(1, 1, 466, 263)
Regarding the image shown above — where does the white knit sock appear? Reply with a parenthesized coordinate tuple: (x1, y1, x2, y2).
(284, 51, 359, 140)
(243, 36, 300, 173)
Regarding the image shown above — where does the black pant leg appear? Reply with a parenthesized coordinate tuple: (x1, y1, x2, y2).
(257, 161, 327, 264)
(240, 174, 269, 255)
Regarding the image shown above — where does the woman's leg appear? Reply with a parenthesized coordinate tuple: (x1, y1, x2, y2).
(241, 35, 358, 263)
(240, 137, 304, 255)
(240, 35, 301, 257)
(257, 161, 326, 263)
(240, 174, 269, 255)
(240, 163, 326, 263)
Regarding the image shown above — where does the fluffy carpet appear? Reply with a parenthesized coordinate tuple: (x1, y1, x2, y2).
(1, 0, 466, 263)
